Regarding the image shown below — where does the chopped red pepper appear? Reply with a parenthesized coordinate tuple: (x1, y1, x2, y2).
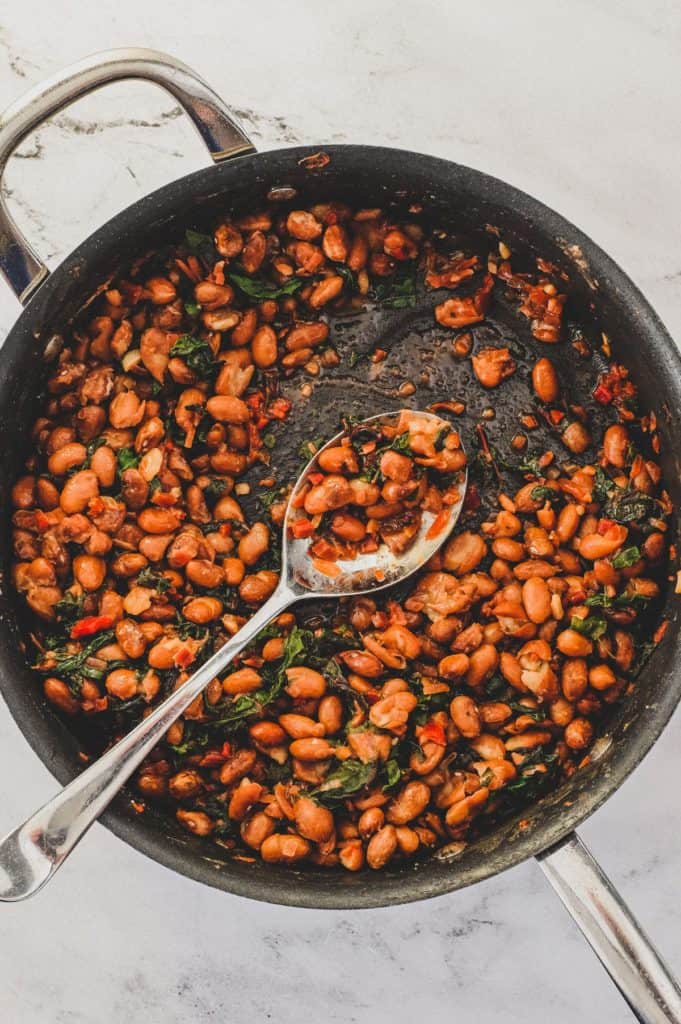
(307, 472, 324, 485)
(290, 518, 314, 539)
(70, 615, 114, 639)
(597, 517, 615, 534)
(593, 383, 613, 405)
(420, 722, 447, 746)
(268, 397, 292, 420)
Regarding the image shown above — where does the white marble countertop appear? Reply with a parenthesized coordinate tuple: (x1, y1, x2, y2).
(1, 2, 680, 1021)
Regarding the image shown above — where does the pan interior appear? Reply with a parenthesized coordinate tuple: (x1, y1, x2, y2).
(0, 146, 679, 908)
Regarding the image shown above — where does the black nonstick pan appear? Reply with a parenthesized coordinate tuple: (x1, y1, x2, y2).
(0, 49, 679, 1023)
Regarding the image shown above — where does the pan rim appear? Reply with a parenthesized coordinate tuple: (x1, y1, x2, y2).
(1, 142, 680, 909)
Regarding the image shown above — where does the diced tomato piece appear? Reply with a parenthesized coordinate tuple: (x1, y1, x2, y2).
(593, 383, 613, 405)
(70, 615, 114, 639)
(420, 722, 447, 746)
(268, 398, 291, 420)
(290, 518, 314, 539)
(426, 509, 450, 540)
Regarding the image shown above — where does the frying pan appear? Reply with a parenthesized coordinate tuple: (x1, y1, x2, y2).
(0, 48, 680, 1023)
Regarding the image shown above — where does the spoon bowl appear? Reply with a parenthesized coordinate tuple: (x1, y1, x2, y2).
(284, 410, 467, 596)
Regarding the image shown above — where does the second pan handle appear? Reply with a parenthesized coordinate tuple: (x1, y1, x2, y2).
(0, 47, 255, 304)
(537, 831, 681, 1023)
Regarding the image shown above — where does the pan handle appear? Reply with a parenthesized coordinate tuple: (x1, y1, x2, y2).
(0, 47, 255, 305)
(537, 831, 681, 1023)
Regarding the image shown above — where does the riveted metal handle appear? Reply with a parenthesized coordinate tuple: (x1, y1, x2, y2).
(0, 47, 255, 305)
(538, 832, 681, 1023)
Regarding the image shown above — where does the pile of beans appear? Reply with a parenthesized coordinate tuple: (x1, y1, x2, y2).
(10, 197, 672, 871)
(289, 410, 466, 573)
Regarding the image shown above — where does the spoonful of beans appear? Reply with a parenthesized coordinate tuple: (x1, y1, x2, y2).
(0, 409, 467, 900)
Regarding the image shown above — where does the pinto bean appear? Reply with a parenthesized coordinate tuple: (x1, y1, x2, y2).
(239, 570, 278, 604)
(564, 718, 594, 750)
(465, 644, 499, 687)
(531, 357, 559, 403)
(223, 668, 262, 695)
(579, 524, 629, 560)
(47, 443, 87, 476)
(521, 576, 552, 623)
(206, 395, 250, 424)
(238, 522, 270, 565)
(137, 507, 183, 534)
(60, 470, 99, 513)
(288, 738, 335, 761)
(72, 554, 106, 591)
(443, 531, 487, 575)
(366, 825, 398, 869)
(386, 782, 430, 825)
(287, 210, 322, 240)
(285, 666, 326, 699)
(450, 695, 481, 738)
(603, 424, 629, 468)
(44, 677, 79, 714)
(260, 833, 311, 864)
(294, 796, 335, 842)
(556, 629, 593, 658)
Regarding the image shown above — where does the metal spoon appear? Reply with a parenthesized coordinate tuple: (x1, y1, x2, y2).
(0, 410, 467, 900)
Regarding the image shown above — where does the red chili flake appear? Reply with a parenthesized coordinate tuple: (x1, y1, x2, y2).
(70, 615, 114, 639)
(549, 409, 565, 425)
(420, 722, 447, 746)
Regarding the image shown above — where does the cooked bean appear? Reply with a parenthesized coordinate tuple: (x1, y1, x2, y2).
(47, 443, 87, 476)
(238, 522, 270, 565)
(285, 666, 326, 699)
(531, 357, 559, 403)
(556, 629, 593, 657)
(450, 695, 481, 738)
(183, 596, 223, 623)
(386, 781, 430, 824)
(366, 825, 398, 869)
(223, 668, 262, 695)
(260, 833, 311, 864)
(72, 554, 106, 591)
(294, 796, 334, 842)
(206, 395, 250, 423)
(60, 470, 99, 513)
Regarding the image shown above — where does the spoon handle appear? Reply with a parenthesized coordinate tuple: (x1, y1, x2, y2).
(0, 581, 296, 901)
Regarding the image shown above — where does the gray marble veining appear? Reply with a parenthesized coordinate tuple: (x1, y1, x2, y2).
(0, 2, 680, 1020)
